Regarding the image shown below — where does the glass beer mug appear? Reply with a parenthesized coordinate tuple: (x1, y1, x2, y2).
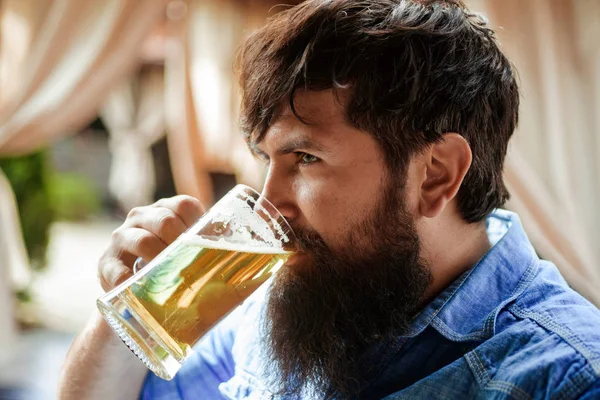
(97, 185, 296, 380)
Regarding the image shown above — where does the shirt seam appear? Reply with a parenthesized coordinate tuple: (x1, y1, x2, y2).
(466, 312, 598, 400)
(509, 303, 600, 376)
(430, 256, 537, 342)
(483, 256, 538, 337)
(554, 361, 598, 400)
(430, 317, 487, 342)
(402, 210, 524, 338)
(485, 381, 533, 400)
(401, 269, 473, 337)
(465, 350, 533, 400)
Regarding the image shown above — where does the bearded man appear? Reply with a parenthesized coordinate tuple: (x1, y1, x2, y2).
(59, 0, 600, 399)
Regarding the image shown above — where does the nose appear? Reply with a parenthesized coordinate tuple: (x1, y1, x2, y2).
(260, 165, 299, 223)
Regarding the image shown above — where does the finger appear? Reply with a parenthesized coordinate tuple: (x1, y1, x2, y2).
(110, 227, 167, 263)
(98, 256, 132, 292)
(127, 207, 187, 245)
(153, 195, 204, 227)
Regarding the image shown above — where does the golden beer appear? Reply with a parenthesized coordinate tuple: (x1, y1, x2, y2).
(118, 236, 289, 361)
(97, 184, 296, 380)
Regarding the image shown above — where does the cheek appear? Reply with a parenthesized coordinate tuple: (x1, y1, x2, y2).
(403, 161, 425, 217)
(294, 174, 383, 246)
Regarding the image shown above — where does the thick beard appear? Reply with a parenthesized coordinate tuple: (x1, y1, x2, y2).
(262, 178, 432, 399)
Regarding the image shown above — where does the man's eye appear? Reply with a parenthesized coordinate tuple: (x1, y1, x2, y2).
(296, 152, 320, 165)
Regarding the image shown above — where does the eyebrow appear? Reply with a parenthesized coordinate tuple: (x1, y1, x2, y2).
(250, 137, 326, 160)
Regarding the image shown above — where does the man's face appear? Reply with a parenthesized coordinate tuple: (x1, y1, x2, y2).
(252, 90, 431, 398)
(253, 90, 391, 253)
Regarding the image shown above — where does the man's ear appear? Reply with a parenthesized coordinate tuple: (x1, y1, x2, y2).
(419, 133, 472, 218)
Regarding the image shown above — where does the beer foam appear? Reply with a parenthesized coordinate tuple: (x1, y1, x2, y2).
(181, 235, 291, 254)
(221, 191, 291, 249)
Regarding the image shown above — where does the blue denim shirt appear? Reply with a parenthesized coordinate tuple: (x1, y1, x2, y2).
(141, 210, 600, 399)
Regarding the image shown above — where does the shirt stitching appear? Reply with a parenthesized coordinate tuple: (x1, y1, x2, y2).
(431, 256, 537, 342)
(486, 381, 533, 400)
(567, 371, 588, 399)
(559, 377, 576, 400)
(509, 304, 600, 375)
(557, 366, 598, 400)
(464, 352, 481, 383)
(465, 351, 533, 400)
(403, 210, 526, 339)
(483, 256, 538, 337)
(556, 371, 581, 400)
(431, 317, 486, 342)
(465, 351, 490, 386)
(401, 269, 473, 337)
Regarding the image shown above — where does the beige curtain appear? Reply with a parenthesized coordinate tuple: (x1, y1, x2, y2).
(0, 0, 168, 357)
(173, 0, 600, 304)
(163, 6, 215, 207)
(165, 0, 273, 207)
(0, 172, 23, 361)
(467, 0, 600, 305)
(101, 66, 166, 211)
(0, 0, 169, 153)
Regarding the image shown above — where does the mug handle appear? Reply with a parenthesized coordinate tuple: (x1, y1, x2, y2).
(133, 257, 147, 274)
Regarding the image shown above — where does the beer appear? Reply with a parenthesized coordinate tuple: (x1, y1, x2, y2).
(118, 236, 289, 361)
(97, 184, 296, 380)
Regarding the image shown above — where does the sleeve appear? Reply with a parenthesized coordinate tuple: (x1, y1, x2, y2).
(139, 299, 253, 400)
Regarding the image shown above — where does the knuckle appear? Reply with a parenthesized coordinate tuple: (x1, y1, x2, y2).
(97, 257, 127, 291)
(157, 212, 179, 233)
(175, 195, 202, 214)
(97, 264, 112, 290)
(97, 253, 110, 272)
(112, 270, 130, 289)
(110, 228, 123, 242)
(127, 206, 143, 220)
(135, 232, 157, 251)
(99, 268, 129, 292)
(109, 229, 137, 257)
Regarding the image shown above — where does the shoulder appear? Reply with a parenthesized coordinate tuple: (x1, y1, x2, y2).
(468, 260, 600, 399)
(508, 260, 600, 365)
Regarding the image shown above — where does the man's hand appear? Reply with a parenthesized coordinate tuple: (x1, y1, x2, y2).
(98, 195, 204, 292)
(59, 195, 204, 400)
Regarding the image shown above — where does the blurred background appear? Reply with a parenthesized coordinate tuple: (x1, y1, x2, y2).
(0, 0, 598, 398)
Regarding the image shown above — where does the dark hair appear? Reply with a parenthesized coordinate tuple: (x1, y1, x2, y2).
(237, 0, 519, 223)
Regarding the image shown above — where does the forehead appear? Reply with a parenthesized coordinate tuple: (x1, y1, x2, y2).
(255, 90, 351, 147)
(281, 89, 348, 123)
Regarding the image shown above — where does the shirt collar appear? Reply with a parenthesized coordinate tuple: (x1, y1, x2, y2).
(401, 209, 539, 342)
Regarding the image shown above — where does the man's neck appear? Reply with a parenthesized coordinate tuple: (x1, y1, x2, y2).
(418, 207, 492, 305)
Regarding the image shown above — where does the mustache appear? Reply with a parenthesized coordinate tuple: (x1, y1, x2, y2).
(289, 224, 329, 254)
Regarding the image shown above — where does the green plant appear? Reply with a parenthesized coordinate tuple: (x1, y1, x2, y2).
(0, 150, 55, 270)
(48, 172, 101, 221)
(0, 150, 103, 271)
